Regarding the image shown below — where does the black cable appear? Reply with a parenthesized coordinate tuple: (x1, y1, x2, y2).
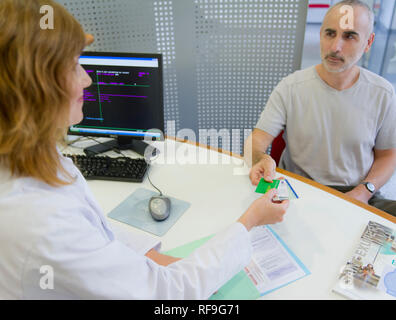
(61, 136, 89, 153)
(72, 136, 165, 196)
(147, 171, 163, 196)
(65, 136, 88, 147)
(107, 139, 164, 196)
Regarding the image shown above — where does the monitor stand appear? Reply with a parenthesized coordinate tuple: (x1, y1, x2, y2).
(83, 136, 158, 158)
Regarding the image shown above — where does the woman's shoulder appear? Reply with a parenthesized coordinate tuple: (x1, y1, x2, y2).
(0, 169, 87, 230)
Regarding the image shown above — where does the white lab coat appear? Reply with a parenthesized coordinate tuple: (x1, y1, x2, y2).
(0, 155, 252, 299)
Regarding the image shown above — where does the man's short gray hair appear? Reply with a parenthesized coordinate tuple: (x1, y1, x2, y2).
(328, 0, 375, 35)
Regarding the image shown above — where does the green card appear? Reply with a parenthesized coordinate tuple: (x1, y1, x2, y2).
(255, 178, 280, 194)
(255, 178, 299, 200)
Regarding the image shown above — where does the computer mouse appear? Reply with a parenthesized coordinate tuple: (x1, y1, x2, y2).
(148, 196, 171, 221)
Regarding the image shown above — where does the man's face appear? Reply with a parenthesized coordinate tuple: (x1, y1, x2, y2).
(320, 5, 374, 73)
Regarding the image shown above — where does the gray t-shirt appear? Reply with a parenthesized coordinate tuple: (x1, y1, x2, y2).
(255, 65, 396, 187)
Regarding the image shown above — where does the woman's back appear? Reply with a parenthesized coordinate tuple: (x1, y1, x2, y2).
(0, 157, 115, 299)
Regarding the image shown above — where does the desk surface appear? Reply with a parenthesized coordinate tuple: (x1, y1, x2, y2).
(65, 137, 396, 300)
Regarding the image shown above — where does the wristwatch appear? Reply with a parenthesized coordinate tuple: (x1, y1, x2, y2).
(360, 182, 376, 194)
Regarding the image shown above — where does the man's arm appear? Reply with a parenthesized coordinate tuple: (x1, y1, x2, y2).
(244, 128, 277, 185)
(244, 128, 275, 167)
(345, 148, 396, 204)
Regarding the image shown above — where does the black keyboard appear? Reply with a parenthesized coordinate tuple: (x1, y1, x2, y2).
(64, 154, 149, 182)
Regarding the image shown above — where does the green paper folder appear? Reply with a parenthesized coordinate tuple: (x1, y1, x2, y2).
(164, 236, 260, 300)
(164, 226, 309, 299)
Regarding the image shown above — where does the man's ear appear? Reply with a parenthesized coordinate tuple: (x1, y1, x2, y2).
(365, 33, 375, 53)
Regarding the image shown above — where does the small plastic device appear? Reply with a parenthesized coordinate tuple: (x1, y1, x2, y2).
(273, 179, 289, 201)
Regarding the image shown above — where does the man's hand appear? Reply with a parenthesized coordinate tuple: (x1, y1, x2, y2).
(344, 184, 373, 205)
(238, 189, 289, 231)
(249, 154, 277, 186)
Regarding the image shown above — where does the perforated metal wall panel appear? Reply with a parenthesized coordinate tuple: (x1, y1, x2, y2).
(59, 0, 308, 154)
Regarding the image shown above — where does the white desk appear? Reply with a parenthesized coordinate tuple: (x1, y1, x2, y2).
(65, 137, 396, 300)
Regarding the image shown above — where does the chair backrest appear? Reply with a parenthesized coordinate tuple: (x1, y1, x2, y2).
(270, 130, 286, 167)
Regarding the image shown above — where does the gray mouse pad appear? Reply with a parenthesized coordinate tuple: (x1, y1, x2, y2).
(108, 188, 191, 236)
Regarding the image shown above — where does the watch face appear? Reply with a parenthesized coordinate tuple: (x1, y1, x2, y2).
(366, 182, 375, 193)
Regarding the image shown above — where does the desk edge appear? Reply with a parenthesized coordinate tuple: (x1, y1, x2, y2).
(165, 135, 396, 224)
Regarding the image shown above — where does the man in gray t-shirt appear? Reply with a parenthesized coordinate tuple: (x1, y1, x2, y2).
(244, 0, 396, 216)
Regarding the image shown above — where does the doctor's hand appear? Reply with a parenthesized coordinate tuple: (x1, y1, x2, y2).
(237, 189, 289, 231)
(249, 154, 277, 186)
(145, 249, 181, 266)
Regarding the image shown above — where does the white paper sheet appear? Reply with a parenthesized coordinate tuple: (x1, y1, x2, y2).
(245, 226, 308, 295)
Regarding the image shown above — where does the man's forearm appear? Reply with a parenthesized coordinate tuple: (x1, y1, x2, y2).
(245, 141, 269, 168)
(348, 149, 396, 202)
(244, 129, 275, 167)
(363, 149, 396, 191)
(337, 149, 396, 204)
(252, 149, 271, 166)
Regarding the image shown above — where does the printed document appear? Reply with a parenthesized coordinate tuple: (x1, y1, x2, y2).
(165, 225, 309, 299)
(245, 226, 308, 295)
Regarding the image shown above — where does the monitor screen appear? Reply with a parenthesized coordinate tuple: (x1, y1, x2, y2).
(69, 52, 164, 141)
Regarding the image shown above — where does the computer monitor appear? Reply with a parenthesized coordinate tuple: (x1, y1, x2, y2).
(69, 51, 164, 156)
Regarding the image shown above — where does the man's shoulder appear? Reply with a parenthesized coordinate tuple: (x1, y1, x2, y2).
(360, 67, 395, 96)
(279, 66, 318, 88)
